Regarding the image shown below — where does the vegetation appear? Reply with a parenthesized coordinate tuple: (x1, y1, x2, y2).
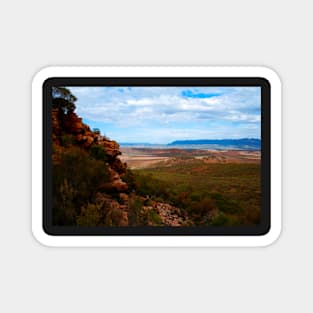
(123, 169, 138, 192)
(89, 145, 108, 163)
(52, 145, 111, 225)
(52, 86, 77, 113)
(51, 87, 261, 227)
(76, 197, 125, 227)
(131, 160, 261, 226)
(128, 195, 145, 226)
(127, 194, 163, 226)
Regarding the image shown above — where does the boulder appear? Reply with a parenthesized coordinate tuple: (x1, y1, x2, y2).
(111, 178, 128, 192)
(100, 139, 121, 158)
(110, 157, 127, 175)
(119, 193, 129, 203)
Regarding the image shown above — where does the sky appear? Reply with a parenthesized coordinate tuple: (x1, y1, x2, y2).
(68, 86, 261, 144)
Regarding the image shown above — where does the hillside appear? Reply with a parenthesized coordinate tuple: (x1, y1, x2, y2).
(52, 107, 130, 225)
(52, 104, 186, 227)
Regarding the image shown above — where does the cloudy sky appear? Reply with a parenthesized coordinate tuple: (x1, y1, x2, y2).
(68, 86, 261, 144)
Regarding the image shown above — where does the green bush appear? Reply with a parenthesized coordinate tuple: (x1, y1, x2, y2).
(89, 145, 108, 163)
(53, 178, 76, 224)
(211, 192, 242, 214)
(123, 169, 137, 192)
(190, 191, 202, 202)
(193, 197, 217, 216)
(211, 212, 229, 226)
(76, 203, 102, 227)
(128, 195, 144, 226)
(147, 210, 163, 225)
(52, 146, 110, 225)
(134, 173, 170, 200)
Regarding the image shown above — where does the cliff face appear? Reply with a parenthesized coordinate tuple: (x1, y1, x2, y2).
(52, 109, 128, 192)
(52, 108, 187, 227)
(52, 108, 131, 226)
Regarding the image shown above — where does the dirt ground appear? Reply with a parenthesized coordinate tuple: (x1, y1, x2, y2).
(119, 147, 260, 169)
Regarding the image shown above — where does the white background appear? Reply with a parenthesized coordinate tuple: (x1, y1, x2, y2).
(0, 0, 311, 312)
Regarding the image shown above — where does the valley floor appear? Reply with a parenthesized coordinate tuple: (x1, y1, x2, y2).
(119, 147, 260, 169)
(121, 148, 261, 226)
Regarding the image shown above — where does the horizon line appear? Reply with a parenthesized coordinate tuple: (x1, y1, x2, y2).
(119, 137, 261, 144)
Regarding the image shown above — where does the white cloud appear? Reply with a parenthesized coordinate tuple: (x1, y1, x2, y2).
(68, 86, 261, 141)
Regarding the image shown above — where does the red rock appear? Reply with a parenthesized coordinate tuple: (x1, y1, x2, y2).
(53, 108, 130, 221)
(110, 157, 127, 175)
(119, 193, 129, 203)
(119, 211, 128, 226)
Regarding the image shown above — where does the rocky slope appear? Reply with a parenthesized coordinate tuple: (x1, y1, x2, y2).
(52, 108, 189, 227)
(143, 201, 191, 226)
(52, 108, 128, 192)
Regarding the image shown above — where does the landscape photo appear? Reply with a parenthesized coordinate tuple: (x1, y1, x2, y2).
(51, 86, 261, 227)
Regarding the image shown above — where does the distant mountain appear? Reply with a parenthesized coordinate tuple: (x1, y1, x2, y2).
(168, 138, 261, 149)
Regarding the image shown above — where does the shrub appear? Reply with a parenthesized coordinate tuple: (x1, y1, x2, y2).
(53, 178, 76, 225)
(76, 203, 102, 226)
(89, 145, 108, 163)
(128, 195, 144, 226)
(193, 197, 217, 216)
(134, 173, 170, 200)
(123, 169, 137, 192)
(52, 146, 110, 225)
(147, 210, 163, 225)
(211, 192, 242, 214)
(211, 212, 229, 226)
(190, 191, 202, 202)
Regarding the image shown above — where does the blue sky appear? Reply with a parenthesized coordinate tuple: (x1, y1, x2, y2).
(68, 86, 261, 144)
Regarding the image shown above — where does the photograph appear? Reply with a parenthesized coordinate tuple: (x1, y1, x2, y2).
(51, 85, 262, 227)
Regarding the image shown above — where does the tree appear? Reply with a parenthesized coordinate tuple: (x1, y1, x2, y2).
(52, 86, 77, 113)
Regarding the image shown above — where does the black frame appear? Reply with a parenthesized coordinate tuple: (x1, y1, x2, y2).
(43, 77, 270, 236)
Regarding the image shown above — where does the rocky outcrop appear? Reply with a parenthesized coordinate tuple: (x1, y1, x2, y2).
(99, 168, 128, 192)
(52, 108, 191, 227)
(52, 108, 128, 192)
(98, 137, 121, 159)
(146, 201, 192, 226)
(63, 112, 88, 134)
(52, 108, 131, 226)
(110, 157, 127, 175)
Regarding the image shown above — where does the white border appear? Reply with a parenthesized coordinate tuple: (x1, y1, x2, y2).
(32, 66, 282, 247)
